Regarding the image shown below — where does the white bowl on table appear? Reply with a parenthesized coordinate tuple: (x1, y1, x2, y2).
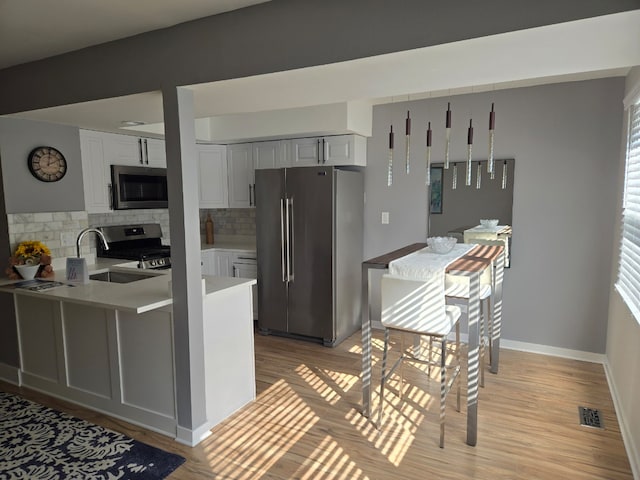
(480, 219, 499, 228)
(427, 236, 457, 254)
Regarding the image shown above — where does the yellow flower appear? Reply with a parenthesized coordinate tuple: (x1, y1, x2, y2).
(14, 241, 51, 265)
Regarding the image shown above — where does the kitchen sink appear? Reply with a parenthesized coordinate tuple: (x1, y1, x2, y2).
(89, 270, 157, 284)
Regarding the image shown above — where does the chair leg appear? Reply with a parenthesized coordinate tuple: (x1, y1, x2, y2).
(487, 296, 493, 365)
(480, 298, 486, 388)
(399, 333, 405, 400)
(456, 321, 461, 412)
(428, 336, 433, 376)
(377, 328, 390, 429)
(440, 338, 446, 448)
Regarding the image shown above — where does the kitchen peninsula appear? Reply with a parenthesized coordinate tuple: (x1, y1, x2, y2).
(0, 264, 256, 444)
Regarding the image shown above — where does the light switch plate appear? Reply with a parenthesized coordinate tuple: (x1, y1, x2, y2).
(381, 212, 389, 224)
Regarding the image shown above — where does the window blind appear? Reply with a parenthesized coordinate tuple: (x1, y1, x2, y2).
(617, 102, 640, 323)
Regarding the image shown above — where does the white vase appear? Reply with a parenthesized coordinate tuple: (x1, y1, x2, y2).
(15, 264, 40, 280)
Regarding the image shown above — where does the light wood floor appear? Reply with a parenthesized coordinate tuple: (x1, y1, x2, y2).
(1, 329, 633, 479)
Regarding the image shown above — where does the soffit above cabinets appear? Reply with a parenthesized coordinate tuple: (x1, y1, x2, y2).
(126, 101, 374, 143)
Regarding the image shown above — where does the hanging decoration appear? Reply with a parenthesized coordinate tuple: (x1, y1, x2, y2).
(425, 122, 432, 185)
(444, 103, 452, 169)
(405, 111, 411, 174)
(452, 163, 458, 190)
(488, 103, 496, 178)
(501, 159, 508, 189)
(466, 119, 473, 186)
(476, 161, 482, 189)
(387, 125, 394, 186)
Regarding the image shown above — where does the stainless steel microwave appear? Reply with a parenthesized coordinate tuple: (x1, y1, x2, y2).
(111, 165, 168, 210)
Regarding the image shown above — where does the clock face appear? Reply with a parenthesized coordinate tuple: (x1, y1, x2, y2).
(28, 146, 67, 182)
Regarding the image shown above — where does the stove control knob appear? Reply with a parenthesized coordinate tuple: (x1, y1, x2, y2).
(150, 260, 156, 266)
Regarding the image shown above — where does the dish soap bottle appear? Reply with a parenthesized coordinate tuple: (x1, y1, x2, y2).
(205, 213, 214, 245)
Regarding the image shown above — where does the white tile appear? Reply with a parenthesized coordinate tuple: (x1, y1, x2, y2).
(33, 213, 54, 223)
(53, 212, 72, 221)
(43, 221, 63, 231)
(9, 223, 25, 234)
(13, 214, 33, 224)
(71, 211, 88, 221)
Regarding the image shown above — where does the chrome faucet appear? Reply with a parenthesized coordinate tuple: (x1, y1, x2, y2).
(76, 228, 109, 258)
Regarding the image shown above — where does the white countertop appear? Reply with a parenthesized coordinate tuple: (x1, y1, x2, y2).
(201, 235, 256, 253)
(0, 260, 255, 314)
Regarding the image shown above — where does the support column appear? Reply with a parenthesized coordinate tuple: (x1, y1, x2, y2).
(162, 86, 208, 445)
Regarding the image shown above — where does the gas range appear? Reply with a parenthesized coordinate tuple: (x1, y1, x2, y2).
(96, 224, 171, 270)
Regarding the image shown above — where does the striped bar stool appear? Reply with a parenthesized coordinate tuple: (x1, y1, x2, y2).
(378, 274, 462, 448)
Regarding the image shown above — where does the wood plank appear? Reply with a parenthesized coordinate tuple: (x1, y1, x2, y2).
(1, 330, 632, 479)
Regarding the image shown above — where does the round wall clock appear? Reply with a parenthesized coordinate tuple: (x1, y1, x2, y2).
(27, 146, 67, 182)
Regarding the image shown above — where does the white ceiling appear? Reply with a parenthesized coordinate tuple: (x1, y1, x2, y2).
(3, 8, 639, 138)
(0, 0, 270, 69)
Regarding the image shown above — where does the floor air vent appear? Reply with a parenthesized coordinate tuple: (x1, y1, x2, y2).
(578, 406, 604, 429)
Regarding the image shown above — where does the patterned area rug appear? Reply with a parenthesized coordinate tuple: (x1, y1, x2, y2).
(0, 391, 185, 479)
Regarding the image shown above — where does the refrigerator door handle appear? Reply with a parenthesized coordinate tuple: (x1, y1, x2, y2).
(280, 198, 287, 282)
(287, 197, 294, 282)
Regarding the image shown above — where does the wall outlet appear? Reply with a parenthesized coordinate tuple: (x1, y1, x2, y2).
(381, 212, 389, 224)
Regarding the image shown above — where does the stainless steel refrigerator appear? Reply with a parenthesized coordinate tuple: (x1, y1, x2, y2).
(255, 166, 363, 347)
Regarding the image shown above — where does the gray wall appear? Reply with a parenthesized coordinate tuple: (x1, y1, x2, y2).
(365, 78, 624, 353)
(0, 118, 84, 213)
(0, 0, 637, 115)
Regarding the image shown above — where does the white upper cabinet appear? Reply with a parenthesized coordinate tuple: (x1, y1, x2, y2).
(145, 138, 167, 167)
(287, 135, 367, 167)
(288, 137, 321, 167)
(253, 140, 289, 170)
(227, 143, 254, 208)
(79, 130, 169, 213)
(101, 132, 166, 167)
(323, 135, 366, 166)
(80, 130, 111, 214)
(197, 144, 228, 209)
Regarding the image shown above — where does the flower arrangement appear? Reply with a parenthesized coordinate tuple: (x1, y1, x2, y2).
(6, 240, 54, 279)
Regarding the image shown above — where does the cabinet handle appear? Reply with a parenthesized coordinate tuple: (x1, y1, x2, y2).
(138, 138, 144, 164)
(108, 184, 113, 210)
(317, 139, 321, 164)
(253, 183, 256, 207)
(249, 184, 253, 206)
(144, 139, 149, 164)
(322, 138, 326, 164)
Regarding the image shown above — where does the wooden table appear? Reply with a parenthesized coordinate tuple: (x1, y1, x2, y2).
(360, 242, 505, 446)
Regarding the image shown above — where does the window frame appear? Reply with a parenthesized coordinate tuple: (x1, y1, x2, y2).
(616, 83, 640, 324)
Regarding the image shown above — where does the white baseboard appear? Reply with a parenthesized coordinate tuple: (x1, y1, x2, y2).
(499, 339, 606, 364)
(603, 360, 640, 480)
(0, 363, 21, 385)
(175, 423, 213, 447)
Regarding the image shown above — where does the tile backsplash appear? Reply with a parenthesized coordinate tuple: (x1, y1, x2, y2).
(201, 209, 256, 238)
(89, 209, 171, 244)
(5, 208, 254, 274)
(7, 211, 90, 270)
